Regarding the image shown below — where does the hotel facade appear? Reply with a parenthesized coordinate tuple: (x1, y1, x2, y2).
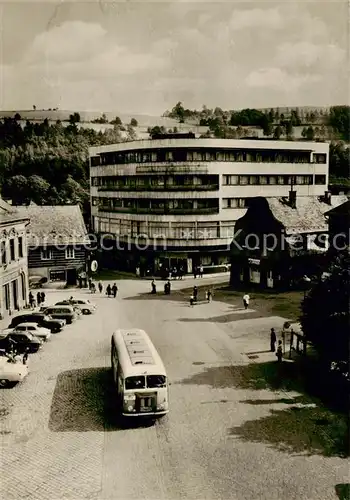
(89, 137, 329, 274)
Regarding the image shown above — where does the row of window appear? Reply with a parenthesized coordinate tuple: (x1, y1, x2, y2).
(40, 247, 75, 260)
(91, 174, 219, 189)
(222, 198, 249, 209)
(91, 149, 327, 166)
(1, 236, 24, 266)
(222, 175, 326, 186)
(96, 218, 236, 239)
(97, 198, 219, 212)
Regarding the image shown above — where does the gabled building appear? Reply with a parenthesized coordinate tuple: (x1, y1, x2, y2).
(324, 199, 350, 254)
(14, 205, 90, 285)
(229, 191, 347, 289)
(0, 199, 30, 318)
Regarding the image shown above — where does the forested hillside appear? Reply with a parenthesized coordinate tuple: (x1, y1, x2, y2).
(0, 114, 129, 216)
(0, 106, 348, 218)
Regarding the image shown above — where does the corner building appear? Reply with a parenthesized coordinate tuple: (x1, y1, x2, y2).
(89, 137, 329, 275)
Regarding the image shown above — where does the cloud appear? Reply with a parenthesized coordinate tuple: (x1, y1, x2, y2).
(0, 3, 348, 113)
(229, 7, 283, 31)
(246, 68, 321, 92)
(275, 41, 346, 70)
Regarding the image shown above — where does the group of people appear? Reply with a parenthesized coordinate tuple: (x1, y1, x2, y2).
(28, 291, 45, 309)
(88, 280, 118, 298)
(193, 266, 204, 279)
(189, 286, 213, 306)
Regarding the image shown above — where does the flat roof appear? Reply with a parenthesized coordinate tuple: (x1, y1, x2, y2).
(90, 138, 329, 156)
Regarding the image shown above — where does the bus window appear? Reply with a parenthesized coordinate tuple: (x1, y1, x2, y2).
(147, 375, 167, 388)
(125, 376, 145, 390)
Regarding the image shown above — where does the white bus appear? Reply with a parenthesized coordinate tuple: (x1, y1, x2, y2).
(111, 329, 169, 418)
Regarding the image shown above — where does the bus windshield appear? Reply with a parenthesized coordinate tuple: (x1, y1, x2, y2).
(125, 376, 145, 390)
(125, 375, 166, 390)
(147, 375, 166, 388)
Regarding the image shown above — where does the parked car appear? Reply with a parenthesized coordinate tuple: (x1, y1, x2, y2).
(10, 323, 51, 341)
(55, 299, 96, 315)
(54, 302, 83, 316)
(0, 353, 29, 387)
(8, 313, 65, 333)
(42, 305, 77, 324)
(0, 332, 43, 353)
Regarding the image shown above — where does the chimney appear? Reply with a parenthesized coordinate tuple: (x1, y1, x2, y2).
(289, 190, 297, 209)
(324, 190, 332, 205)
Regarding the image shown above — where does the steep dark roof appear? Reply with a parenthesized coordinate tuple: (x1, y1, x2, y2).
(324, 199, 350, 217)
(0, 198, 30, 225)
(13, 205, 89, 245)
(267, 195, 348, 234)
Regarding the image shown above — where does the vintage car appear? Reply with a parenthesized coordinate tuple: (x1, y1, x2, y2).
(10, 323, 51, 341)
(0, 331, 43, 353)
(0, 352, 29, 387)
(9, 313, 65, 333)
(55, 298, 96, 315)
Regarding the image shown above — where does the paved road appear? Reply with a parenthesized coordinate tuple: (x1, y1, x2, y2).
(0, 279, 348, 500)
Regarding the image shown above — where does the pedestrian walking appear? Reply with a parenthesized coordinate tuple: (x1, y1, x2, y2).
(243, 293, 250, 310)
(193, 285, 198, 302)
(106, 284, 112, 297)
(179, 266, 184, 279)
(193, 267, 197, 279)
(91, 282, 96, 293)
(36, 292, 41, 306)
(88, 277, 92, 290)
(190, 295, 195, 307)
(29, 292, 35, 309)
(112, 283, 118, 298)
(98, 281, 103, 294)
(206, 290, 212, 303)
(199, 265, 203, 278)
(270, 328, 277, 352)
(276, 340, 283, 363)
(23, 347, 29, 365)
(40, 291, 45, 304)
(151, 280, 157, 294)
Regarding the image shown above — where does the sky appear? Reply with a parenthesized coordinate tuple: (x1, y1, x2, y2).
(0, 0, 348, 114)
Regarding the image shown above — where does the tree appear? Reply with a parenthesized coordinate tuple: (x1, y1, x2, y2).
(69, 112, 81, 124)
(126, 124, 137, 141)
(300, 252, 350, 364)
(111, 116, 122, 126)
(27, 175, 50, 204)
(273, 125, 283, 139)
(2, 175, 29, 204)
(329, 141, 350, 179)
(130, 118, 138, 127)
(328, 106, 350, 141)
(305, 126, 315, 140)
(261, 115, 273, 136)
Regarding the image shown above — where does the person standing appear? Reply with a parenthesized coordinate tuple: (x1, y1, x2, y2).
(112, 283, 118, 298)
(106, 284, 112, 297)
(98, 281, 103, 294)
(243, 293, 250, 310)
(199, 265, 203, 278)
(151, 280, 156, 294)
(40, 291, 45, 304)
(193, 285, 198, 302)
(270, 328, 277, 352)
(36, 292, 41, 306)
(206, 289, 212, 303)
(190, 295, 194, 307)
(276, 340, 283, 362)
(29, 292, 34, 309)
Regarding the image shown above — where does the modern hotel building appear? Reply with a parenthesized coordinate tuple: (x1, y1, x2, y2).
(89, 136, 329, 274)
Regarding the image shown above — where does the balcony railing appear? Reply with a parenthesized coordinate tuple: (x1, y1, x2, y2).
(97, 184, 219, 192)
(98, 207, 219, 215)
